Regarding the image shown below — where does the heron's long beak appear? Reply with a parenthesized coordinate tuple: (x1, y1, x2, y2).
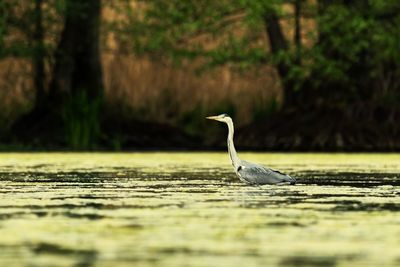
(206, 116, 219, 120)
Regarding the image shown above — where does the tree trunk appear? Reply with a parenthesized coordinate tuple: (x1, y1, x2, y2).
(263, 10, 297, 107)
(12, 0, 103, 149)
(49, 0, 103, 103)
(33, 0, 45, 107)
(48, 0, 103, 149)
(294, 0, 302, 65)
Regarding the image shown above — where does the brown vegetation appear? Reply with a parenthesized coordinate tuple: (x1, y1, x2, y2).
(102, 54, 281, 125)
(0, 1, 287, 133)
(0, 1, 319, 131)
(0, 58, 33, 131)
(0, 49, 282, 135)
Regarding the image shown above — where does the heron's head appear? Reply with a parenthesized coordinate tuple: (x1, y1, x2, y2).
(206, 113, 232, 123)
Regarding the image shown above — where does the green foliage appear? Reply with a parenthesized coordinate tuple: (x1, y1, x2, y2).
(309, 5, 373, 86)
(304, 1, 400, 100)
(0, 0, 63, 59)
(117, 0, 400, 106)
(119, 0, 279, 67)
(62, 90, 101, 150)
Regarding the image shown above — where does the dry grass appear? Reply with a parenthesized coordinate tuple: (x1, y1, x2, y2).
(0, 58, 33, 131)
(103, 54, 281, 125)
(0, 53, 281, 130)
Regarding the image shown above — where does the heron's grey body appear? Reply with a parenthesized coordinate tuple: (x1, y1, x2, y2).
(207, 114, 295, 185)
(235, 160, 295, 185)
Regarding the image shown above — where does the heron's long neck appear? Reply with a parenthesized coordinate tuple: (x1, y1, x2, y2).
(226, 120, 240, 168)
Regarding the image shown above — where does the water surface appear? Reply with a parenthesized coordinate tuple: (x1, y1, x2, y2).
(0, 153, 399, 266)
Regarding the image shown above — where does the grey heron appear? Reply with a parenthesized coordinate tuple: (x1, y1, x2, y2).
(206, 114, 296, 185)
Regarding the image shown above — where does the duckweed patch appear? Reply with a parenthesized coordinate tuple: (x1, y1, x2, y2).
(0, 153, 399, 266)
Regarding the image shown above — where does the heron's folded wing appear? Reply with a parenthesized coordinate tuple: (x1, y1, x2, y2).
(270, 168, 296, 184)
(238, 165, 285, 184)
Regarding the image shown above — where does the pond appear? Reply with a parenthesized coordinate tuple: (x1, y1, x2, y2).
(0, 153, 399, 266)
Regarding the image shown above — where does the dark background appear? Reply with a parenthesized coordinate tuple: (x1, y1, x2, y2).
(0, 0, 399, 151)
